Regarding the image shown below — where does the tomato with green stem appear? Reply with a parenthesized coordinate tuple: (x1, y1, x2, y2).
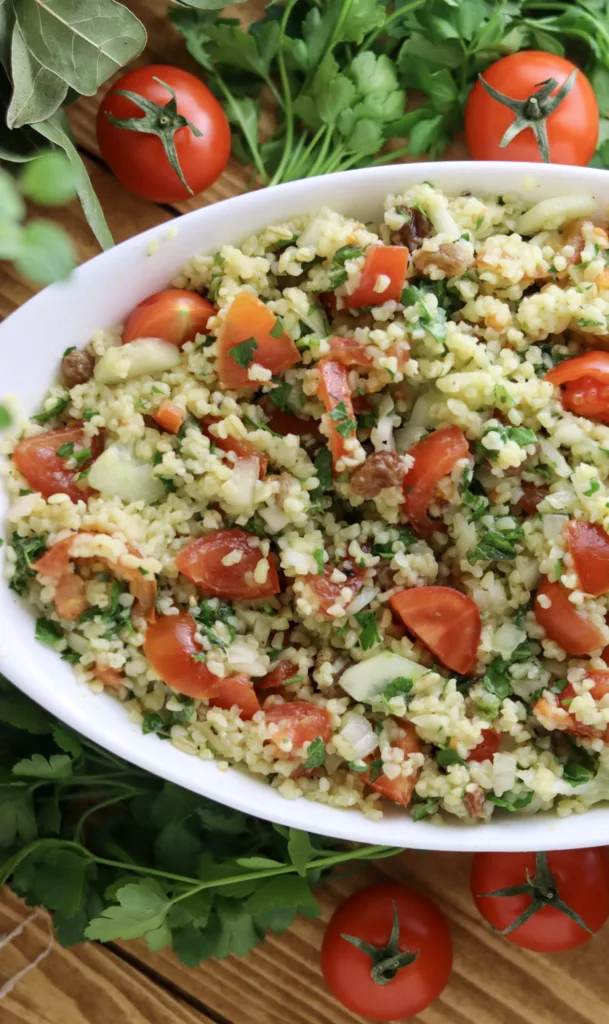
(97, 65, 231, 203)
(465, 52, 598, 164)
(472, 849, 609, 951)
(321, 884, 452, 1020)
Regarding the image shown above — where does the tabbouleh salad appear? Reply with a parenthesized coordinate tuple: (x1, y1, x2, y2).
(5, 180, 609, 825)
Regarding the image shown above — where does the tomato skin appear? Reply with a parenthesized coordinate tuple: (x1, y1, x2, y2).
(211, 674, 260, 720)
(546, 350, 609, 422)
(567, 520, 609, 596)
(546, 350, 609, 388)
(202, 417, 268, 479)
(471, 849, 609, 951)
(390, 585, 481, 674)
(517, 482, 548, 516)
(14, 425, 103, 502)
(97, 65, 231, 203)
(153, 400, 186, 435)
(175, 528, 280, 600)
(262, 404, 318, 439)
(402, 425, 469, 536)
(534, 577, 606, 655)
(467, 729, 500, 763)
(327, 336, 374, 367)
(123, 289, 214, 349)
(342, 246, 409, 309)
(217, 292, 300, 389)
(264, 701, 332, 753)
(363, 722, 421, 807)
(321, 884, 452, 1021)
(465, 52, 598, 165)
(317, 359, 357, 469)
(144, 613, 221, 699)
(304, 562, 364, 617)
(257, 659, 301, 691)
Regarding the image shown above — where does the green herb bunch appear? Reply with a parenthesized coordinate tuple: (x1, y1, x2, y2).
(0, 677, 397, 962)
(0, 0, 147, 249)
(171, 0, 609, 185)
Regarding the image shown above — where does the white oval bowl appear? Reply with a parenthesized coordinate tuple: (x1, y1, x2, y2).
(2, 161, 609, 852)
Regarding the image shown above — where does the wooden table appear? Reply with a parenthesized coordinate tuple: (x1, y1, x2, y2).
(1, 3, 609, 1022)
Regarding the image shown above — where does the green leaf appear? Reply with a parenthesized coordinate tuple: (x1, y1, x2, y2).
(408, 114, 444, 156)
(382, 676, 413, 707)
(235, 856, 284, 869)
(7, 20, 67, 129)
(304, 737, 326, 770)
(0, 786, 37, 847)
(35, 616, 64, 646)
(354, 610, 381, 650)
(85, 879, 171, 942)
(244, 874, 318, 915)
(32, 393, 69, 423)
(318, 74, 356, 126)
(0, 170, 24, 220)
(457, 0, 486, 40)
(17, 849, 91, 916)
(488, 790, 533, 812)
(287, 828, 314, 877)
(20, 151, 76, 204)
(214, 898, 260, 958)
(268, 379, 292, 412)
(16, 0, 146, 96)
(172, 922, 219, 966)
(228, 336, 258, 370)
(13, 752, 73, 779)
(311, 447, 333, 503)
(435, 747, 465, 767)
(398, 34, 462, 74)
(15, 218, 76, 284)
(177, 0, 250, 8)
(562, 762, 595, 786)
(329, 401, 356, 437)
(0, 683, 50, 733)
(341, 116, 384, 156)
(8, 531, 47, 595)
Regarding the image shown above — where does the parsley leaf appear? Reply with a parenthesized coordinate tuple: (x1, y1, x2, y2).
(381, 676, 413, 709)
(35, 618, 64, 646)
(435, 747, 465, 767)
(311, 447, 333, 505)
(304, 737, 326, 770)
(269, 380, 292, 412)
(330, 401, 356, 437)
(228, 337, 258, 370)
(468, 522, 524, 564)
(32, 394, 69, 424)
(354, 610, 381, 650)
(8, 533, 47, 596)
(313, 548, 325, 575)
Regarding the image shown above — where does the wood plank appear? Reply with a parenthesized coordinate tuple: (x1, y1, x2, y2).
(0, 890, 216, 1024)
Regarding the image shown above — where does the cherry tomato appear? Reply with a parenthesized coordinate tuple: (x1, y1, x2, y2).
(546, 350, 609, 422)
(123, 289, 214, 349)
(153, 400, 186, 435)
(317, 359, 357, 469)
(217, 292, 300, 389)
(567, 520, 609, 596)
(472, 849, 609, 951)
(264, 701, 332, 753)
(304, 562, 364, 617)
(211, 674, 260, 720)
(362, 722, 421, 807)
(465, 52, 598, 165)
(321, 884, 452, 1021)
(175, 528, 280, 600)
(390, 585, 481, 674)
(257, 659, 301, 691)
(13, 425, 103, 502)
(534, 577, 606, 655)
(97, 65, 231, 203)
(144, 613, 221, 699)
(517, 482, 548, 516)
(202, 417, 268, 479)
(546, 350, 609, 388)
(467, 729, 500, 763)
(342, 246, 409, 310)
(326, 336, 374, 367)
(402, 426, 469, 536)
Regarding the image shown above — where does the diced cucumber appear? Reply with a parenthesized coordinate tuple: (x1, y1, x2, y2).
(88, 443, 165, 503)
(338, 651, 426, 704)
(94, 338, 181, 385)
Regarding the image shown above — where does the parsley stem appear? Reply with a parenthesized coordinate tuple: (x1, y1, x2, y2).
(284, 124, 326, 181)
(73, 790, 145, 845)
(269, 0, 299, 186)
(361, 0, 428, 51)
(214, 72, 270, 186)
(307, 128, 340, 177)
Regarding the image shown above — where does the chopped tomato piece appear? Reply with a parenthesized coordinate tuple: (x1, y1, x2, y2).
(534, 577, 606, 655)
(585, 671, 609, 701)
(144, 612, 221, 699)
(363, 722, 421, 807)
(567, 520, 609, 597)
(153, 400, 186, 435)
(390, 585, 481, 674)
(402, 426, 470, 536)
(217, 292, 300, 389)
(304, 562, 364, 617)
(467, 729, 500, 763)
(202, 417, 268, 479)
(546, 351, 609, 423)
(546, 350, 609, 387)
(317, 359, 357, 469)
(257, 659, 301, 691)
(536, 675, 609, 740)
(342, 246, 409, 310)
(211, 674, 261, 720)
(517, 482, 548, 516)
(13, 425, 103, 502)
(94, 663, 124, 689)
(53, 573, 88, 620)
(176, 528, 280, 600)
(263, 405, 318, 439)
(327, 336, 374, 367)
(264, 701, 332, 754)
(122, 289, 214, 348)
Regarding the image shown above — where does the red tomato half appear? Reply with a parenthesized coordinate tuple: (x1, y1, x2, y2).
(264, 701, 332, 754)
(211, 674, 260, 720)
(217, 292, 300, 389)
(467, 729, 500, 763)
(304, 562, 364, 617)
(97, 65, 231, 203)
(321, 884, 452, 1021)
(465, 52, 598, 165)
(534, 577, 606, 654)
(402, 426, 469, 536)
(363, 722, 421, 807)
(13, 425, 103, 502)
(175, 528, 280, 600)
(567, 520, 609, 596)
(390, 586, 481, 674)
(144, 613, 221, 699)
(472, 849, 609, 951)
(123, 289, 214, 348)
(342, 246, 409, 309)
(202, 417, 268, 479)
(317, 359, 357, 469)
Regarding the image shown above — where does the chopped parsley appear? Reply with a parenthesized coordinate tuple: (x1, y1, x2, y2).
(313, 548, 325, 575)
(372, 527, 416, 558)
(35, 617, 64, 646)
(435, 747, 465, 767)
(333, 244, 363, 265)
(489, 791, 533, 811)
(584, 479, 600, 496)
(32, 394, 69, 424)
(82, 407, 97, 421)
(269, 380, 292, 412)
(468, 522, 524, 564)
(330, 401, 356, 437)
(9, 533, 47, 596)
(354, 610, 381, 650)
(193, 600, 235, 650)
(482, 642, 532, 701)
(412, 798, 439, 821)
(381, 676, 413, 709)
(481, 423, 537, 450)
(228, 337, 258, 370)
(269, 317, 285, 339)
(304, 737, 326, 770)
(243, 414, 281, 438)
(311, 447, 333, 506)
(562, 762, 595, 786)
(400, 283, 447, 345)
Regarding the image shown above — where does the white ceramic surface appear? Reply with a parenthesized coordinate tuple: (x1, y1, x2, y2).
(2, 161, 609, 852)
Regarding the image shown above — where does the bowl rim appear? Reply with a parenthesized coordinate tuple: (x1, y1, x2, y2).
(3, 159, 609, 852)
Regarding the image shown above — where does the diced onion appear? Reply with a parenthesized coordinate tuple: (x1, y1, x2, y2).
(345, 586, 378, 616)
(538, 437, 571, 479)
(395, 388, 438, 451)
(338, 711, 379, 760)
(221, 457, 258, 509)
(516, 195, 597, 236)
(542, 513, 569, 542)
(94, 338, 181, 385)
(88, 443, 165, 503)
(492, 753, 517, 797)
(259, 505, 289, 533)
